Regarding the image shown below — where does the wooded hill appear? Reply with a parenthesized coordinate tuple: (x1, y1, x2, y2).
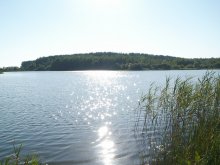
(20, 52, 220, 71)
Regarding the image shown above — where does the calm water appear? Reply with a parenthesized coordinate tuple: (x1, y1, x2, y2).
(0, 70, 218, 165)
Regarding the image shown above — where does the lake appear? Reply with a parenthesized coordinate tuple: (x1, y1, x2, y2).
(0, 70, 218, 165)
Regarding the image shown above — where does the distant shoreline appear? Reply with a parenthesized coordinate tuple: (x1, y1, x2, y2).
(2, 68, 220, 73)
(2, 52, 220, 71)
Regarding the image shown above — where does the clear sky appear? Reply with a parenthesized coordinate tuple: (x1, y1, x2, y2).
(0, 0, 220, 67)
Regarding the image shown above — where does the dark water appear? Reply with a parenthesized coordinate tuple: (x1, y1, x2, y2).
(0, 70, 218, 165)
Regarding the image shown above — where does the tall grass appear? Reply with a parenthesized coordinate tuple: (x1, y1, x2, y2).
(135, 72, 220, 165)
(0, 144, 40, 165)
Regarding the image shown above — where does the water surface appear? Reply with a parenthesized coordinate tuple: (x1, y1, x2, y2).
(0, 70, 218, 164)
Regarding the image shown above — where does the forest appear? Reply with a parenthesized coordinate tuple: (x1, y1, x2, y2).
(2, 52, 220, 71)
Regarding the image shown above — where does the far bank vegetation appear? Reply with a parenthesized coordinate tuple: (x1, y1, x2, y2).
(20, 52, 220, 71)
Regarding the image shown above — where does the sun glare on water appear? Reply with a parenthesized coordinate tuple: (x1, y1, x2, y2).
(97, 126, 115, 165)
(83, 71, 119, 85)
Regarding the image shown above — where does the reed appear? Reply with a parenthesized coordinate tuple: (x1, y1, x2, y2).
(135, 72, 220, 165)
(0, 144, 39, 165)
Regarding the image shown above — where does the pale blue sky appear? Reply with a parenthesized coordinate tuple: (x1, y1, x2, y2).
(0, 0, 220, 67)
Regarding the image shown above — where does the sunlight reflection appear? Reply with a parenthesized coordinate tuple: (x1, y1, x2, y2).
(84, 71, 119, 85)
(100, 140, 114, 150)
(98, 126, 108, 138)
(84, 70, 118, 78)
(97, 126, 116, 165)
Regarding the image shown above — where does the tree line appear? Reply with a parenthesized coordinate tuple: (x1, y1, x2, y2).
(0, 66, 20, 72)
(2, 52, 220, 71)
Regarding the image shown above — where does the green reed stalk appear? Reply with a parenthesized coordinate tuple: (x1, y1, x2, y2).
(0, 144, 40, 165)
(136, 71, 220, 165)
